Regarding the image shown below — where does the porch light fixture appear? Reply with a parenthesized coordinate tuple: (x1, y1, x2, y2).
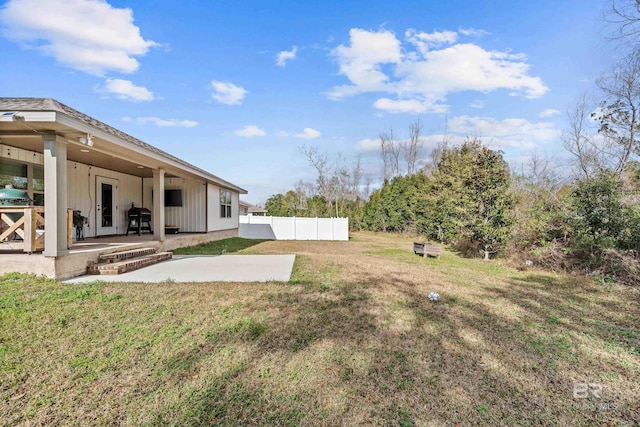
(79, 134, 94, 147)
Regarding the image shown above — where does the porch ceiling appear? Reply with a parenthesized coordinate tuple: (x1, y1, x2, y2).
(0, 130, 163, 178)
(0, 98, 247, 193)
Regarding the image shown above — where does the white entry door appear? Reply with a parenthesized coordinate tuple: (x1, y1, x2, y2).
(96, 176, 119, 236)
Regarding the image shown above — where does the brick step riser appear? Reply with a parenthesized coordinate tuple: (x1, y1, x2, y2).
(88, 252, 172, 275)
(98, 247, 157, 263)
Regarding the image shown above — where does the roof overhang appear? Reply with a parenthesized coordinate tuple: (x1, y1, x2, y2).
(0, 99, 247, 194)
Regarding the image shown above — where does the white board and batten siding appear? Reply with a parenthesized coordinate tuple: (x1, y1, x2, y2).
(67, 161, 142, 238)
(142, 177, 210, 233)
(4, 142, 241, 236)
(239, 215, 348, 241)
(207, 183, 239, 232)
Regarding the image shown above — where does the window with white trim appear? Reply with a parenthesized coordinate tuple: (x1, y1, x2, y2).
(220, 189, 232, 218)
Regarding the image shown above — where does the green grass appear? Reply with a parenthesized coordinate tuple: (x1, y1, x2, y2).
(1, 232, 639, 426)
(171, 237, 269, 255)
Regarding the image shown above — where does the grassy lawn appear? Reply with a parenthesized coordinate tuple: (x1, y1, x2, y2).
(1, 232, 639, 426)
(171, 237, 269, 255)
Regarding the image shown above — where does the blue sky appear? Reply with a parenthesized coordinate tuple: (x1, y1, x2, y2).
(0, 0, 618, 204)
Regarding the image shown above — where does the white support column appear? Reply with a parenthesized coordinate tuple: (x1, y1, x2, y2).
(42, 134, 68, 257)
(153, 168, 165, 241)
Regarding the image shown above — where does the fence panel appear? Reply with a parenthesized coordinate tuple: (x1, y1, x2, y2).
(239, 216, 348, 241)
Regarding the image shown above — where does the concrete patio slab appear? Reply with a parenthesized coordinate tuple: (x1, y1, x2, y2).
(64, 254, 296, 283)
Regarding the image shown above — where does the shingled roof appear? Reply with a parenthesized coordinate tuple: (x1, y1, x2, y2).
(0, 97, 246, 194)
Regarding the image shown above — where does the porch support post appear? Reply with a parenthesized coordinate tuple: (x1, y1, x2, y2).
(42, 133, 69, 257)
(153, 168, 165, 242)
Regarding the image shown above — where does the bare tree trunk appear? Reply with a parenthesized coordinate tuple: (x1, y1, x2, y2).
(387, 127, 401, 177)
(404, 118, 422, 175)
(380, 132, 389, 181)
(380, 127, 401, 179)
(562, 93, 603, 179)
(425, 117, 451, 175)
(351, 156, 362, 200)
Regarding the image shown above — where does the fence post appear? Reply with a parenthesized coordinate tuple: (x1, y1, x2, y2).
(331, 217, 334, 240)
(24, 208, 33, 253)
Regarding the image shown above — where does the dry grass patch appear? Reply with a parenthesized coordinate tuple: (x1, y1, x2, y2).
(1, 231, 639, 426)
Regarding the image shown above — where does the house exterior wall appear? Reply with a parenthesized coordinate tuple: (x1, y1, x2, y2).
(142, 176, 207, 232)
(67, 161, 143, 237)
(2, 143, 239, 238)
(207, 183, 239, 232)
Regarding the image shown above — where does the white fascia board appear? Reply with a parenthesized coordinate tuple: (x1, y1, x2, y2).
(0, 111, 56, 122)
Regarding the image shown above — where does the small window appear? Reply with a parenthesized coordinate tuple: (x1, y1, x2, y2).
(220, 189, 232, 218)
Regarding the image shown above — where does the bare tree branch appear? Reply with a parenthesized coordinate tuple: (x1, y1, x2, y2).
(607, 0, 640, 43)
(379, 131, 390, 181)
(404, 118, 423, 175)
(594, 55, 640, 173)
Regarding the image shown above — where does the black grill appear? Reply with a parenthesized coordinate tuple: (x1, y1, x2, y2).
(126, 205, 152, 235)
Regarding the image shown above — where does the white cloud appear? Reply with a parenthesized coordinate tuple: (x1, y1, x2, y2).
(373, 98, 447, 114)
(234, 125, 266, 137)
(447, 116, 557, 149)
(0, 0, 156, 76)
(276, 46, 298, 67)
(459, 27, 490, 37)
(123, 116, 197, 127)
(328, 28, 548, 113)
(294, 128, 321, 140)
(210, 80, 247, 105)
(356, 138, 381, 152)
(539, 108, 560, 117)
(405, 29, 457, 54)
(328, 28, 402, 99)
(469, 100, 485, 109)
(99, 79, 154, 101)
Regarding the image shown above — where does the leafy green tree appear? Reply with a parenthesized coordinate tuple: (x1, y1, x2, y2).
(570, 172, 630, 249)
(466, 146, 515, 260)
(422, 140, 478, 242)
(421, 138, 514, 259)
(361, 175, 424, 233)
(265, 193, 287, 216)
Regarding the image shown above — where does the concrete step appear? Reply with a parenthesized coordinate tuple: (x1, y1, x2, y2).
(88, 252, 172, 275)
(98, 247, 157, 263)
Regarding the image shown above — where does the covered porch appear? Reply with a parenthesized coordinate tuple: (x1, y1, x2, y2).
(0, 228, 238, 279)
(0, 98, 247, 279)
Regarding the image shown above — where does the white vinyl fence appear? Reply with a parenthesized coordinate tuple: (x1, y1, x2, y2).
(239, 215, 349, 241)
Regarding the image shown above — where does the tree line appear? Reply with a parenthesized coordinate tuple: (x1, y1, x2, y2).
(264, 1, 640, 284)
